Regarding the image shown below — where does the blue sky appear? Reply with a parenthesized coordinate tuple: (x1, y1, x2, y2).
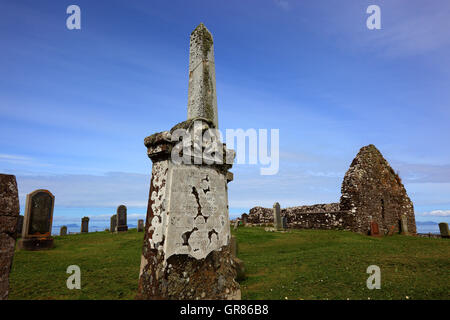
(1, 0, 449, 225)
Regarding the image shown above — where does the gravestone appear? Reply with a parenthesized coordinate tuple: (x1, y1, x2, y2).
(60, 226, 67, 236)
(400, 216, 409, 235)
(16, 215, 24, 237)
(110, 214, 117, 232)
(137, 24, 240, 300)
(18, 189, 54, 250)
(81, 217, 89, 233)
(233, 219, 239, 230)
(116, 205, 128, 232)
(282, 216, 288, 229)
(137, 219, 144, 232)
(439, 222, 449, 238)
(0, 174, 20, 300)
(273, 202, 282, 231)
(370, 221, 380, 236)
(241, 213, 248, 225)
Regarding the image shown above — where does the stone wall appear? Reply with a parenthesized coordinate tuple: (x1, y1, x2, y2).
(247, 204, 355, 231)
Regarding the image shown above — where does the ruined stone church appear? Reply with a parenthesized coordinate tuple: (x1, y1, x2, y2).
(247, 144, 417, 235)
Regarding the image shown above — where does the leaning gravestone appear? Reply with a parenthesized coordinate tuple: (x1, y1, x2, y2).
(60, 226, 67, 236)
(137, 219, 144, 232)
(233, 219, 239, 230)
(116, 205, 128, 232)
(110, 214, 117, 232)
(0, 174, 20, 300)
(18, 189, 54, 250)
(439, 222, 449, 238)
(137, 23, 240, 300)
(81, 217, 89, 233)
(273, 202, 282, 231)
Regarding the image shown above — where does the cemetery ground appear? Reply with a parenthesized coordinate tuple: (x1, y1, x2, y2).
(9, 227, 449, 300)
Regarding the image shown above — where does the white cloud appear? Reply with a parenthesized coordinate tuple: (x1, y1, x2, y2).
(420, 210, 450, 217)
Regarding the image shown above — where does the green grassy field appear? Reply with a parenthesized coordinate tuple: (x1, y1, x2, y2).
(9, 227, 449, 300)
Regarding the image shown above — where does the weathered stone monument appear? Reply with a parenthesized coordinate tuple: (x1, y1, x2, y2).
(137, 23, 240, 300)
(18, 189, 54, 250)
(81, 217, 89, 233)
(110, 214, 117, 232)
(439, 222, 449, 238)
(116, 205, 128, 232)
(233, 219, 239, 230)
(0, 174, 20, 300)
(137, 219, 144, 232)
(60, 226, 67, 236)
(273, 202, 282, 231)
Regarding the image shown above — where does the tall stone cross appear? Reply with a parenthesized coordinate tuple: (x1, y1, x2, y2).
(187, 23, 218, 128)
(137, 23, 239, 300)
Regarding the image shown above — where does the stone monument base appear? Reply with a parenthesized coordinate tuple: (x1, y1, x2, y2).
(137, 244, 241, 300)
(116, 226, 128, 232)
(17, 237, 54, 251)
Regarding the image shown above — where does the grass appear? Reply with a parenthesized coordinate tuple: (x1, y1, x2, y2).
(9, 227, 450, 300)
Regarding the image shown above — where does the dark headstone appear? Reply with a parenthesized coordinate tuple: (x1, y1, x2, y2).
(110, 214, 117, 232)
(81, 217, 89, 233)
(0, 174, 20, 300)
(18, 189, 54, 251)
(137, 219, 144, 232)
(439, 222, 449, 238)
(60, 226, 67, 236)
(116, 205, 128, 232)
(282, 216, 288, 229)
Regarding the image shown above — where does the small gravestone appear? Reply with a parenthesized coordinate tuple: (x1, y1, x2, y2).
(60, 226, 67, 236)
(241, 213, 248, 225)
(400, 216, 409, 235)
(0, 174, 20, 300)
(81, 217, 89, 233)
(370, 221, 380, 236)
(18, 189, 54, 251)
(137, 219, 144, 232)
(233, 219, 239, 230)
(116, 205, 128, 232)
(110, 214, 117, 232)
(439, 222, 449, 238)
(282, 216, 288, 229)
(273, 202, 282, 231)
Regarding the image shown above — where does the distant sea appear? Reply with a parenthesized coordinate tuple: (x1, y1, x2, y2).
(42, 207, 444, 235)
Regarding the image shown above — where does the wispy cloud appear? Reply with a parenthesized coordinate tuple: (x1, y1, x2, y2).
(273, 0, 289, 11)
